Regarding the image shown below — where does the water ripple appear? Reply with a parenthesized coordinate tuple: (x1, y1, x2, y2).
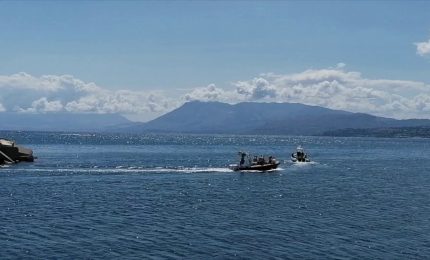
(1, 133, 430, 258)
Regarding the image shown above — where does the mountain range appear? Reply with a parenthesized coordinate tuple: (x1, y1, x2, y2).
(2, 101, 430, 135)
(119, 101, 430, 135)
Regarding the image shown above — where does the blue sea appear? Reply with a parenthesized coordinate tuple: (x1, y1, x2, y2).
(1, 132, 430, 259)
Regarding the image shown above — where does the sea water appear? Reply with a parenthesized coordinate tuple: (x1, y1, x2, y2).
(1, 132, 429, 258)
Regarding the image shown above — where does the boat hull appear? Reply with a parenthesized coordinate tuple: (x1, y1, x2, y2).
(229, 162, 280, 172)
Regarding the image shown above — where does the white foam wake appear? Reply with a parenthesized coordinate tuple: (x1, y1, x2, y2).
(6, 166, 234, 174)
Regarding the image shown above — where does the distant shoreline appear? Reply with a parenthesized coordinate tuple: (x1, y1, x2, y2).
(321, 126, 430, 138)
(2, 127, 430, 139)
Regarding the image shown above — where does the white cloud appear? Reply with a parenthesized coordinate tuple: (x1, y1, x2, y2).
(0, 72, 175, 116)
(64, 90, 172, 114)
(20, 98, 64, 113)
(415, 38, 430, 56)
(224, 69, 430, 119)
(184, 84, 231, 102)
(336, 62, 346, 69)
(235, 78, 277, 100)
(0, 68, 430, 121)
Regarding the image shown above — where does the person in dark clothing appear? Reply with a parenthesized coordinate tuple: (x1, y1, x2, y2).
(240, 152, 246, 166)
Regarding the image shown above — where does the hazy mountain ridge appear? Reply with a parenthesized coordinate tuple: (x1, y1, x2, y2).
(121, 101, 430, 135)
(2, 101, 430, 135)
(0, 112, 131, 132)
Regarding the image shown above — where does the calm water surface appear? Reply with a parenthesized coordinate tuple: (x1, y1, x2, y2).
(1, 132, 429, 259)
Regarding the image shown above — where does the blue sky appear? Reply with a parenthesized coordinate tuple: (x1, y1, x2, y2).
(0, 1, 430, 121)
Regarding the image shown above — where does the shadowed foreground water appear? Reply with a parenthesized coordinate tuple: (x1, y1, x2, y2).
(1, 133, 430, 258)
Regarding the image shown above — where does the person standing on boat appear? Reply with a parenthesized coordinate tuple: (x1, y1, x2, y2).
(240, 152, 246, 166)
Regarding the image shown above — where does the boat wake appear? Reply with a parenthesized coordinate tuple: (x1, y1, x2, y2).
(5, 166, 234, 174)
(286, 161, 329, 173)
(288, 161, 319, 167)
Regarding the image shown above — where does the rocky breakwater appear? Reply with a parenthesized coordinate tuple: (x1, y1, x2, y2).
(0, 139, 35, 165)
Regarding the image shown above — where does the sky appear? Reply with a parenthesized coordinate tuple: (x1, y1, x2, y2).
(0, 1, 430, 121)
